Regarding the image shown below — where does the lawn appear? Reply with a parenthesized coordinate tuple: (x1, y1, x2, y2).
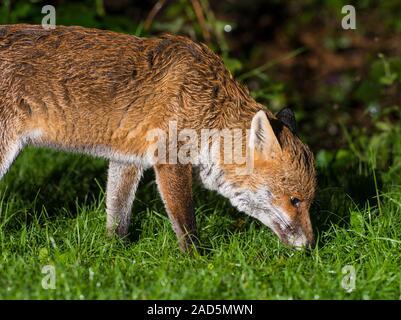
(0, 141, 400, 299)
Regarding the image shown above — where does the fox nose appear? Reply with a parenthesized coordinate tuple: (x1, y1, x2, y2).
(272, 221, 315, 249)
(283, 229, 315, 249)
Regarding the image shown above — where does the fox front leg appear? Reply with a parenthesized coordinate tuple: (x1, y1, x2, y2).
(154, 164, 198, 252)
(106, 162, 143, 238)
(0, 132, 20, 180)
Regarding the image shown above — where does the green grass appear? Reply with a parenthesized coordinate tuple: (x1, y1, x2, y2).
(0, 146, 400, 300)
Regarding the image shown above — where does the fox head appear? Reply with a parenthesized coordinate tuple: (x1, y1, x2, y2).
(206, 108, 317, 248)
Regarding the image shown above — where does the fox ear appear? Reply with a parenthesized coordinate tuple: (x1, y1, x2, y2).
(276, 107, 297, 134)
(250, 110, 282, 158)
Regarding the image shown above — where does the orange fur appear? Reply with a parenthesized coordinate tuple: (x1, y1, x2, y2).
(0, 25, 316, 250)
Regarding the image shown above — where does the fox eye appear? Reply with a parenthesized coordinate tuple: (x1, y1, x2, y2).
(290, 197, 301, 207)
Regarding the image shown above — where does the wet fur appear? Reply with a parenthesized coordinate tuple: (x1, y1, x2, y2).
(0, 25, 316, 250)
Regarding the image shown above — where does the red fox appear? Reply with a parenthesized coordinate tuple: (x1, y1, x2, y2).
(0, 24, 316, 251)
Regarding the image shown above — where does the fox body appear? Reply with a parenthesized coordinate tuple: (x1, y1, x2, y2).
(0, 25, 316, 250)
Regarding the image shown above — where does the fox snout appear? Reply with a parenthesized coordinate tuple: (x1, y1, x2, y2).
(273, 218, 315, 249)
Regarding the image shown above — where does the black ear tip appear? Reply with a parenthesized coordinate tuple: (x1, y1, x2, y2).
(276, 107, 297, 133)
(276, 107, 295, 117)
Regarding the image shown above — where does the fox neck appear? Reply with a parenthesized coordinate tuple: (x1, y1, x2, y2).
(197, 144, 246, 212)
(196, 141, 274, 223)
(200, 101, 266, 131)
(196, 98, 261, 188)
(196, 116, 254, 213)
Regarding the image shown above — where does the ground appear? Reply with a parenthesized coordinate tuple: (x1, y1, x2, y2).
(0, 145, 400, 299)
